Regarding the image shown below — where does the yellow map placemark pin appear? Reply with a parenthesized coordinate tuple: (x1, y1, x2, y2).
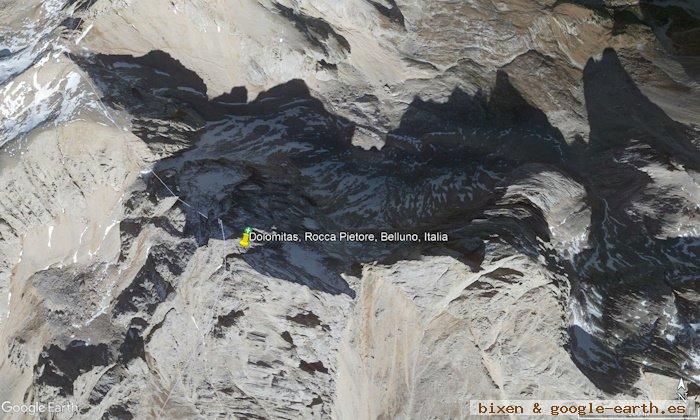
(239, 226, 252, 248)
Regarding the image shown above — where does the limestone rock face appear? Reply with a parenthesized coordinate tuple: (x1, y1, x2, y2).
(0, 0, 698, 418)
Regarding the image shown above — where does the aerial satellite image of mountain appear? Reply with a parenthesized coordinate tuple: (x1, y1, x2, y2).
(0, 0, 698, 418)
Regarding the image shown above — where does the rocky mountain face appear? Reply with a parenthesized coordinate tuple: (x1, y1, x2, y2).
(0, 0, 698, 418)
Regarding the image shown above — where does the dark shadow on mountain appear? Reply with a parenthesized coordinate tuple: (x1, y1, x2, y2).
(71, 50, 250, 123)
(393, 70, 562, 133)
(386, 71, 567, 166)
(639, 4, 700, 54)
(36, 341, 111, 396)
(75, 47, 699, 390)
(569, 325, 641, 394)
(73, 49, 358, 296)
(563, 47, 700, 392)
(274, 3, 351, 56)
(577, 48, 698, 168)
(639, 2, 700, 80)
(63, 0, 99, 12)
(77, 49, 565, 297)
(366, 0, 405, 28)
(572, 47, 699, 254)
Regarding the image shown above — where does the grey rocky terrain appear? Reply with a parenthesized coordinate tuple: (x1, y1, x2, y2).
(0, 0, 698, 418)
